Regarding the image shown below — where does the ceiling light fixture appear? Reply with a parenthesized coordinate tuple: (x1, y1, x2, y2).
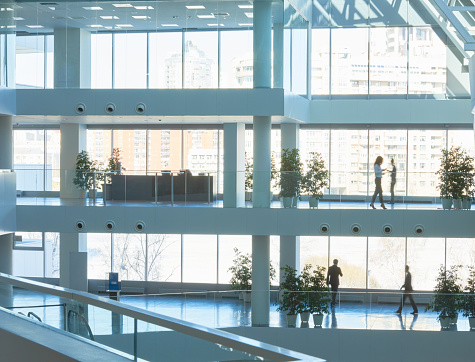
(238, 5, 253, 9)
(100, 15, 119, 20)
(238, 23, 253, 26)
(83, 6, 103, 11)
(186, 5, 205, 9)
(207, 23, 224, 27)
(197, 14, 214, 19)
(13, 17, 24, 21)
(132, 15, 150, 19)
(116, 24, 133, 27)
(161, 24, 179, 27)
(112, 4, 133, 7)
(87, 24, 103, 27)
(134, 6, 154, 10)
(26, 25, 44, 28)
(244, 12, 253, 18)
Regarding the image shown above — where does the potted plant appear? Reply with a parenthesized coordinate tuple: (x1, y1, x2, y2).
(228, 248, 276, 303)
(276, 265, 301, 327)
(302, 152, 329, 208)
(459, 150, 475, 210)
(308, 265, 331, 326)
(460, 266, 475, 329)
(103, 148, 125, 200)
(279, 148, 303, 208)
(297, 264, 313, 323)
(73, 150, 98, 198)
(437, 146, 473, 210)
(425, 264, 463, 328)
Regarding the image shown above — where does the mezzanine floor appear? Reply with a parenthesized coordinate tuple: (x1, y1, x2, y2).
(5, 288, 471, 335)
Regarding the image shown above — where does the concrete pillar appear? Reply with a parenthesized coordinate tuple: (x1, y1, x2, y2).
(253, 117, 271, 208)
(469, 55, 475, 146)
(253, 0, 272, 89)
(280, 236, 300, 283)
(0, 116, 13, 170)
(223, 123, 245, 208)
(252, 235, 270, 326)
(60, 123, 87, 199)
(59, 233, 87, 291)
(54, 28, 91, 88)
(306, 21, 312, 99)
(281, 123, 300, 151)
(0, 234, 13, 275)
(273, 23, 284, 88)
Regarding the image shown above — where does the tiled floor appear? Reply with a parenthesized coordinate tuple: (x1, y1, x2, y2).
(17, 196, 451, 210)
(4, 288, 470, 335)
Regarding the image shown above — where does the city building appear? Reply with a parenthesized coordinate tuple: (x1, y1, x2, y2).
(1, 0, 475, 360)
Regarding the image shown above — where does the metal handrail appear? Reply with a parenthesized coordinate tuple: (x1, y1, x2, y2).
(67, 310, 95, 341)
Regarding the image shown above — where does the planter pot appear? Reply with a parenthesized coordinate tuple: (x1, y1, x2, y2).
(300, 311, 311, 323)
(313, 313, 324, 327)
(243, 292, 251, 303)
(88, 189, 98, 199)
(309, 196, 319, 208)
(439, 317, 450, 328)
(441, 198, 452, 210)
(286, 314, 297, 327)
(453, 199, 462, 209)
(469, 317, 475, 329)
(282, 196, 293, 208)
(292, 196, 298, 208)
(270, 192, 274, 202)
(238, 292, 244, 300)
(245, 192, 252, 201)
(449, 314, 458, 325)
(103, 184, 112, 200)
(462, 199, 472, 210)
(78, 189, 87, 199)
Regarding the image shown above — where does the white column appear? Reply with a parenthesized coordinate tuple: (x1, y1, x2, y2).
(469, 55, 475, 146)
(54, 28, 91, 88)
(280, 236, 300, 283)
(60, 123, 87, 199)
(0, 116, 13, 170)
(281, 123, 300, 151)
(253, 117, 271, 208)
(0, 116, 13, 277)
(307, 21, 312, 99)
(223, 123, 245, 208)
(273, 23, 284, 89)
(59, 233, 88, 291)
(253, 0, 272, 89)
(252, 235, 270, 326)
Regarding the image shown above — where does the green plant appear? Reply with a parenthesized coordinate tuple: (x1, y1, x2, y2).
(73, 151, 99, 190)
(275, 265, 301, 315)
(298, 264, 331, 315)
(437, 146, 475, 200)
(425, 264, 463, 320)
(302, 152, 329, 199)
(279, 148, 303, 198)
(228, 248, 276, 291)
(461, 266, 475, 318)
(104, 148, 125, 183)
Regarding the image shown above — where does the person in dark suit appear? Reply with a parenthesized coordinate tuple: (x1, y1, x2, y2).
(327, 259, 343, 306)
(389, 158, 396, 204)
(396, 265, 418, 314)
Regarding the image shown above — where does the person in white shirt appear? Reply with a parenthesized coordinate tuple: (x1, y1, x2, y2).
(370, 156, 387, 209)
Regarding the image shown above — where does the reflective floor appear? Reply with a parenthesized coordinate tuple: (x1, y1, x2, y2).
(16, 197, 455, 210)
(5, 288, 471, 334)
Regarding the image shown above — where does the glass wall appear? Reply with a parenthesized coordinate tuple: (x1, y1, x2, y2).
(12, 232, 475, 291)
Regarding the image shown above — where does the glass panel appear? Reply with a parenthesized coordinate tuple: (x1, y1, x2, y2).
(369, 28, 407, 95)
(14, 231, 42, 249)
(113, 234, 146, 281)
(368, 237, 405, 289)
(311, 29, 330, 95)
(448, 130, 475, 157)
(114, 33, 147, 89)
(300, 236, 329, 267)
(218, 235, 251, 284)
(0, 34, 5, 87)
(446, 238, 475, 285)
(407, 237, 445, 290)
(44, 232, 60, 278)
(270, 235, 280, 285)
(148, 32, 182, 89)
(45, 35, 54, 89)
(183, 234, 217, 283)
(148, 130, 183, 172)
(330, 0, 369, 27)
(183, 130, 219, 173)
(330, 130, 368, 195)
(220, 30, 253, 88)
(87, 129, 112, 168)
(300, 129, 330, 179)
(45, 129, 61, 192)
(408, 27, 446, 95)
(407, 130, 446, 197)
(331, 28, 368, 95)
(87, 233, 112, 279)
(184, 32, 218, 88)
(14, 129, 45, 191)
(147, 234, 181, 282)
(91, 33, 112, 89)
(329, 237, 366, 288)
(112, 130, 147, 174)
(369, 130, 407, 198)
(13, 250, 44, 277)
(16, 35, 45, 89)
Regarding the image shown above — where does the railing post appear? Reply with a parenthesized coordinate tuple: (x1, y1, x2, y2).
(208, 172, 211, 206)
(124, 175, 127, 203)
(154, 173, 158, 204)
(134, 318, 138, 361)
(184, 171, 187, 205)
(102, 175, 107, 206)
(92, 172, 96, 204)
(171, 173, 174, 206)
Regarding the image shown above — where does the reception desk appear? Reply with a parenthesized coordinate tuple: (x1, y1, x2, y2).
(110, 174, 213, 202)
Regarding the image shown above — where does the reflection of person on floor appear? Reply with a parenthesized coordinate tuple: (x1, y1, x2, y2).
(327, 259, 343, 306)
(396, 265, 418, 314)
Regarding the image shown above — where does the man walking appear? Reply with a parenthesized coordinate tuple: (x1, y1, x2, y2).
(396, 265, 418, 314)
(389, 158, 396, 204)
(327, 259, 343, 307)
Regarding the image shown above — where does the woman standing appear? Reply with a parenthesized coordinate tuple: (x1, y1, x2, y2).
(370, 156, 387, 209)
